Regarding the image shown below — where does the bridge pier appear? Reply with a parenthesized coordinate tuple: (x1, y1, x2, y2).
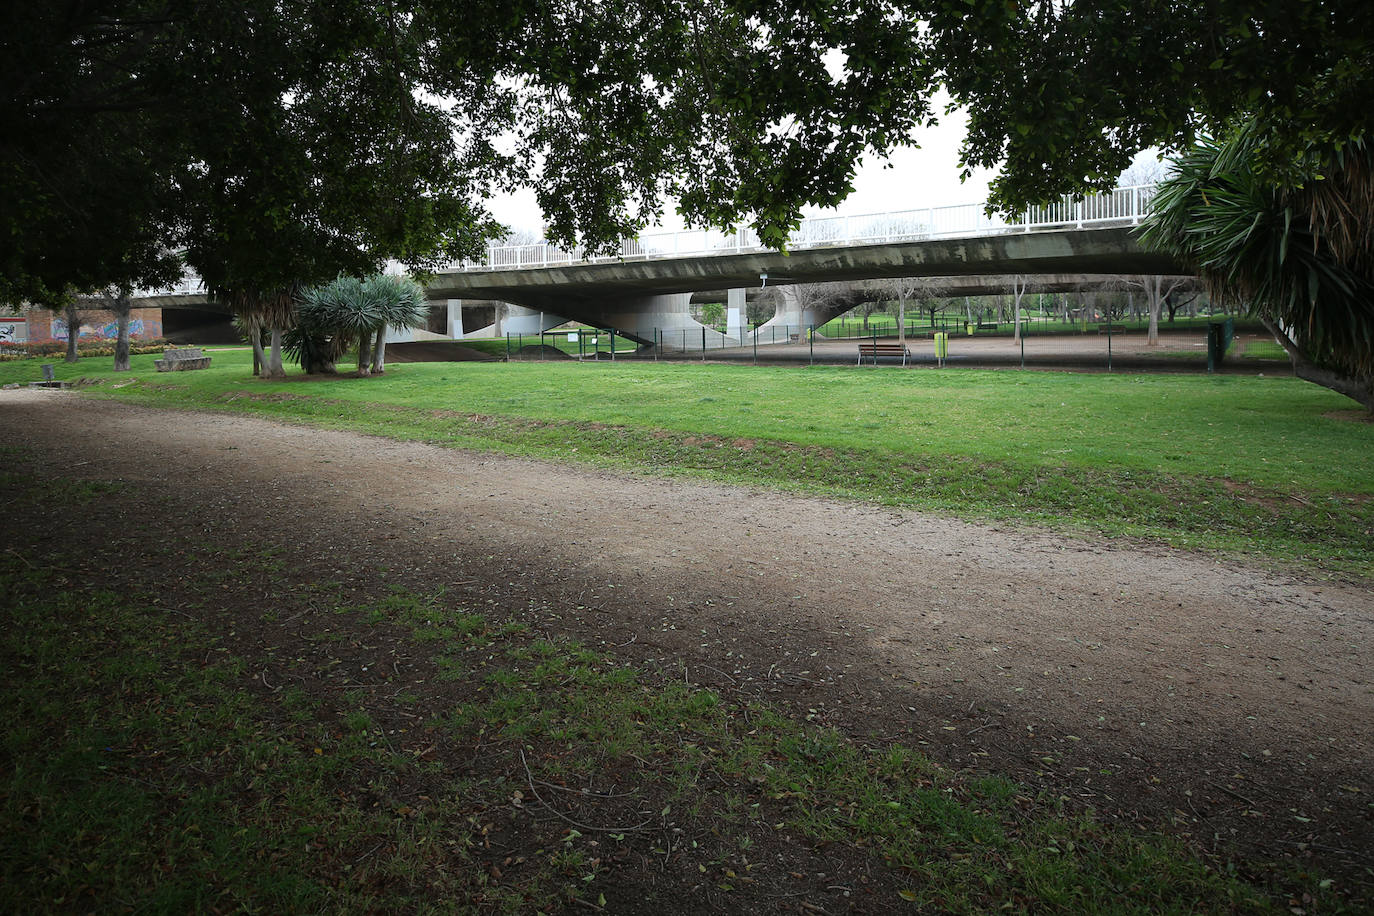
(500, 303, 567, 337)
(726, 288, 746, 340)
(596, 292, 737, 349)
(754, 286, 866, 339)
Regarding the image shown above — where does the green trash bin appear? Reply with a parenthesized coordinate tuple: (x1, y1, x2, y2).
(1206, 318, 1234, 373)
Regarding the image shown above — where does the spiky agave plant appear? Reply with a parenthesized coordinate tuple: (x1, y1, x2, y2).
(290, 284, 341, 374)
(362, 274, 429, 374)
(1140, 123, 1374, 409)
(294, 275, 387, 376)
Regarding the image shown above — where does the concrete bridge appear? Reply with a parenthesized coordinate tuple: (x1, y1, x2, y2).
(429, 226, 1183, 345)
(134, 186, 1188, 347)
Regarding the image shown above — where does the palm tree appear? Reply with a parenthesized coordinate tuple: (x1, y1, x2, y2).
(292, 274, 428, 376)
(221, 287, 297, 379)
(293, 277, 359, 374)
(1140, 124, 1374, 410)
(362, 274, 429, 375)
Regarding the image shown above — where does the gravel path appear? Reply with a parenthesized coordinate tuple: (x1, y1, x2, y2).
(4, 387, 1369, 881)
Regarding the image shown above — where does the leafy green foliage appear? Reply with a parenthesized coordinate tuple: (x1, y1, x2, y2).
(936, 1, 1374, 213)
(1141, 124, 1374, 406)
(298, 277, 382, 340)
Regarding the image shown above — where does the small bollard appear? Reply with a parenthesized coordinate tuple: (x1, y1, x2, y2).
(41, 364, 55, 382)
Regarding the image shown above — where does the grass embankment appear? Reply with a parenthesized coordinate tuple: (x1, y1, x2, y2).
(0, 463, 1323, 913)
(4, 350, 1371, 576)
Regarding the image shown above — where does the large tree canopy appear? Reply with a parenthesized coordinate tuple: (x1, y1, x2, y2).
(3, 1, 1371, 306)
(2, 0, 931, 303)
(937, 0, 1374, 212)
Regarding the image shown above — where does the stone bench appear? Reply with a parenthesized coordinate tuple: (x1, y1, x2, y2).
(155, 347, 212, 371)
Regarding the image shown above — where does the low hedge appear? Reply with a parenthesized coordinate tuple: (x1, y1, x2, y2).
(0, 339, 173, 361)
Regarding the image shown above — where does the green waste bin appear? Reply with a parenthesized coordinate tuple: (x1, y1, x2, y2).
(1206, 318, 1234, 373)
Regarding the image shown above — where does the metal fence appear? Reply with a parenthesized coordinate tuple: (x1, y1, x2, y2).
(504, 316, 1262, 375)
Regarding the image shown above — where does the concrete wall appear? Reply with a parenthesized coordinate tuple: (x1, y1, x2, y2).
(0, 315, 27, 343)
(20, 307, 164, 342)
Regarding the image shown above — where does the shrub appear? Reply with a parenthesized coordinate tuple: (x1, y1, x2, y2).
(0, 339, 171, 361)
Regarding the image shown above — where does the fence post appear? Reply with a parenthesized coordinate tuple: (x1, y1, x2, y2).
(505, 332, 511, 361)
(809, 325, 814, 365)
(752, 324, 758, 365)
(1106, 320, 1113, 372)
(610, 329, 616, 361)
(701, 326, 706, 362)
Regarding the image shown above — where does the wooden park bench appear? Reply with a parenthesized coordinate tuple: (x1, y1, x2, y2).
(976, 321, 999, 330)
(155, 347, 213, 371)
(856, 342, 911, 366)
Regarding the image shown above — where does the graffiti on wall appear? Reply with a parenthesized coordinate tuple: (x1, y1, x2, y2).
(51, 318, 146, 341)
(0, 320, 24, 343)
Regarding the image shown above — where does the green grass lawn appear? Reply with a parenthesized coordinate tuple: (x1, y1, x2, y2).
(5, 349, 1371, 575)
(1242, 339, 1290, 361)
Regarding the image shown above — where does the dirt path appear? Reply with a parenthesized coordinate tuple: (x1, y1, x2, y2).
(3, 388, 1370, 882)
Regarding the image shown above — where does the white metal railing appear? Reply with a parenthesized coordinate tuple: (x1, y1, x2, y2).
(138, 185, 1156, 296)
(457, 184, 1156, 273)
(132, 274, 205, 299)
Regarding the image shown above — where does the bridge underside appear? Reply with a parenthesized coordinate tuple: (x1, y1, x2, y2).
(427, 227, 1187, 347)
(131, 227, 1192, 349)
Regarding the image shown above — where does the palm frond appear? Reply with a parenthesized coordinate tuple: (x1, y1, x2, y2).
(1140, 122, 1374, 379)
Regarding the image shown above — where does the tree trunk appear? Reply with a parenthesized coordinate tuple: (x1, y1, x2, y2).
(1261, 318, 1374, 411)
(248, 322, 266, 377)
(371, 326, 387, 374)
(113, 306, 131, 371)
(357, 331, 372, 376)
(63, 306, 82, 362)
(260, 328, 285, 379)
(897, 296, 906, 345)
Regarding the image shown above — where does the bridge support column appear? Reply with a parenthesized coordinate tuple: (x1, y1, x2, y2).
(503, 304, 567, 336)
(726, 288, 746, 340)
(447, 299, 464, 339)
(756, 287, 862, 339)
(595, 292, 739, 349)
